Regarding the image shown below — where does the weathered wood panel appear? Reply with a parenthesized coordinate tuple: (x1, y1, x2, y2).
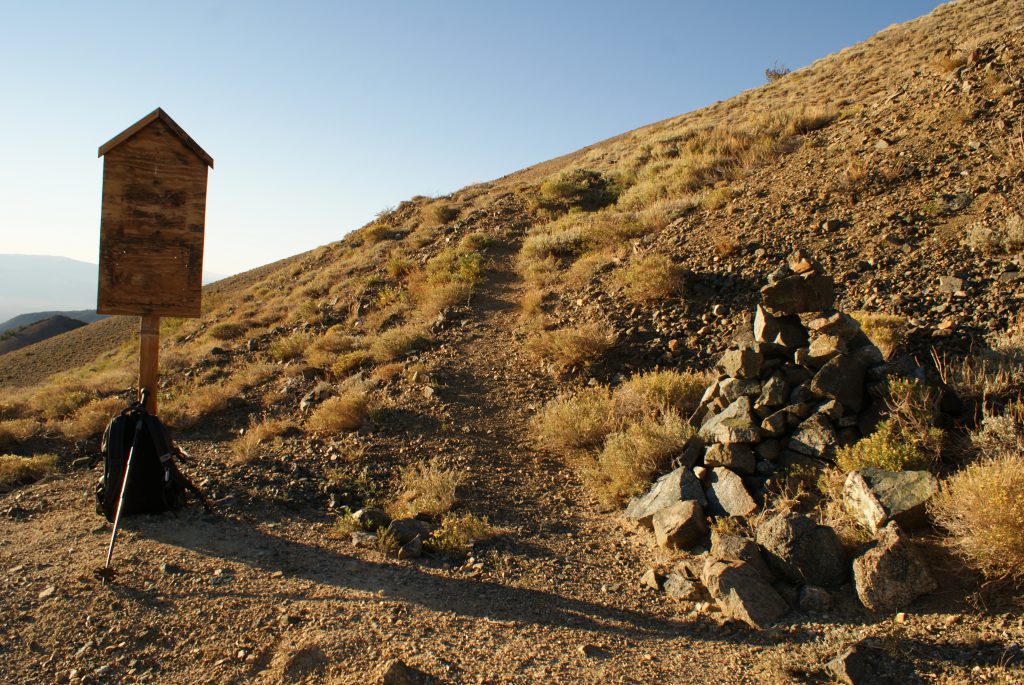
(97, 118, 207, 317)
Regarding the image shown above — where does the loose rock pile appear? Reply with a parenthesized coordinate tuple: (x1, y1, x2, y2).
(626, 251, 941, 628)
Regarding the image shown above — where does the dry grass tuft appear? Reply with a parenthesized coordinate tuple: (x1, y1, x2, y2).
(369, 325, 429, 362)
(306, 385, 371, 434)
(525, 322, 616, 373)
(209, 322, 247, 341)
(390, 456, 464, 518)
(930, 451, 1024, 583)
(587, 412, 691, 508)
(426, 512, 497, 555)
(269, 332, 314, 362)
(0, 419, 38, 451)
(854, 311, 908, 359)
(533, 386, 617, 453)
(231, 417, 297, 463)
(614, 369, 712, 418)
(0, 453, 58, 491)
(615, 254, 684, 303)
(60, 396, 125, 442)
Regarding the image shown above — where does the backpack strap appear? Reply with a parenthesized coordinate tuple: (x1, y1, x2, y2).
(164, 454, 213, 511)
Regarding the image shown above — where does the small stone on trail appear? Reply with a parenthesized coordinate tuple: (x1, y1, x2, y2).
(38, 585, 55, 600)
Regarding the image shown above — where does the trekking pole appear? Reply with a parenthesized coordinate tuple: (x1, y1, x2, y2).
(103, 416, 145, 574)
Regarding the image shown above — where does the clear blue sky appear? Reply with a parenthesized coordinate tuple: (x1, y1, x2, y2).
(0, 0, 945, 276)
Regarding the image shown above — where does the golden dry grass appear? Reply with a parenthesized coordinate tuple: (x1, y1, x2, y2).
(231, 417, 297, 463)
(390, 456, 464, 518)
(524, 322, 616, 373)
(0, 453, 58, 491)
(305, 386, 371, 434)
(853, 311, 908, 359)
(533, 386, 617, 453)
(586, 412, 691, 508)
(208, 322, 248, 341)
(615, 254, 684, 304)
(59, 396, 125, 442)
(930, 451, 1024, 583)
(269, 331, 314, 361)
(426, 513, 497, 555)
(0, 418, 38, 451)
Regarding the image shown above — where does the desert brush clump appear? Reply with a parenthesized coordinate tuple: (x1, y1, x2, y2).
(614, 254, 684, 303)
(534, 369, 710, 506)
(208, 321, 247, 341)
(269, 331, 314, 362)
(537, 168, 619, 213)
(0, 419, 38, 451)
(390, 456, 464, 518)
(524, 322, 616, 374)
(586, 412, 692, 508)
(853, 311, 908, 359)
(305, 384, 371, 434)
(836, 419, 939, 473)
(231, 417, 297, 463)
(426, 512, 497, 555)
(59, 396, 125, 442)
(929, 450, 1024, 584)
(0, 453, 58, 491)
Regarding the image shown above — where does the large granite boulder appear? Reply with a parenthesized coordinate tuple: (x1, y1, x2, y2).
(844, 468, 938, 532)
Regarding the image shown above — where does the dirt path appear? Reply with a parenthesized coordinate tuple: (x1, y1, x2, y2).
(2, 249, 1022, 684)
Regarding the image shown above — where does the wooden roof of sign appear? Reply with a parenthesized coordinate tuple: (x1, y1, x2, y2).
(98, 108, 214, 168)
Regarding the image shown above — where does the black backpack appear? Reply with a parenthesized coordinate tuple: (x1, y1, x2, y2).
(95, 397, 207, 522)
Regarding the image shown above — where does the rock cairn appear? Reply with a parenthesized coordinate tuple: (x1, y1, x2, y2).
(625, 251, 940, 628)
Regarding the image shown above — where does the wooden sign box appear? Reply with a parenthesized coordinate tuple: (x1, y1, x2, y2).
(97, 108, 213, 318)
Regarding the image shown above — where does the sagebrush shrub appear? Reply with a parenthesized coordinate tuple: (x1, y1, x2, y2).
(930, 451, 1024, 583)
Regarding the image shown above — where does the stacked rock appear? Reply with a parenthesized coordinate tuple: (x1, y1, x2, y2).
(625, 251, 891, 539)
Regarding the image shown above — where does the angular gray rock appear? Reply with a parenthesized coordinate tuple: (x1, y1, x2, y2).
(710, 532, 773, 580)
(713, 418, 762, 444)
(701, 557, 789, 629)
(843, 468, 939, 532)
(704, 443, 756, 475)
(755, 511, 847, 587)
(624, 467, 706, 528)
(807, 312, 861, 341)
(663, 573, 703, 600)
(753, 306, 809, 349)
(809, 354, 866, 413)
(718, 347, 764, 380)
(652, 500, 708, 550)
(760, 273, 835, 316)
(705, 467, 758, 517)
(353, 507, 390, 531)
(853, 522, 937, 612)
(755, 375, 789, 412)
(719, 378, 762, 402)
(699, 396, 754, 440)
(807, 335, 847, 367)
(788, 414, 837, 459)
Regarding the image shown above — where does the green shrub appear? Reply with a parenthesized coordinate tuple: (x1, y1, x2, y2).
(539, 169, 618, 212)
(836, 420, 939, 472)
(426, 513, 497, 555)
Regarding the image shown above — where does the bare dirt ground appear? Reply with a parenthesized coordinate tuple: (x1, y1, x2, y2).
(2, 251, 1022, 685)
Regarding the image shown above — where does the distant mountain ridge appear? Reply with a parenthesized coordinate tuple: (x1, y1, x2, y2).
(0, 309, 106, 334)
(0, 315, 88, 356)
(0, 254, 227, 323)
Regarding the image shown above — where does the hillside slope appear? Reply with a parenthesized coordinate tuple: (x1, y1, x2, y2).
(1, 1, 1023, 683)
(0, 316, 88, 356)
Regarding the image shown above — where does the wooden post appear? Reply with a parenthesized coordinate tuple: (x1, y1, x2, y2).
(139, 316, 160, 414)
